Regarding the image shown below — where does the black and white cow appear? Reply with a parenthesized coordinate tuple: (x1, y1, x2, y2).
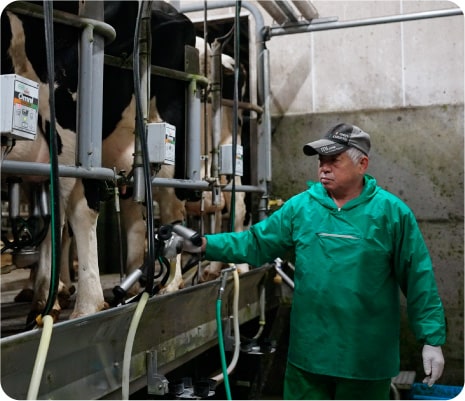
(1, 1, 195, 320)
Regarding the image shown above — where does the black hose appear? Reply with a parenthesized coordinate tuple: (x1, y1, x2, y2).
(41, 0, 61, 319)
(229, 0, 241, 232)
(132, 1, 157, 295)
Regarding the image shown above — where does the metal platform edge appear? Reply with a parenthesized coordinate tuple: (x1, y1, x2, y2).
(1, 265, 276, 400)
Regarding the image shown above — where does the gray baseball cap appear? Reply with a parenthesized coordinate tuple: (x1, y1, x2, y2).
(303, 123, 371, 156)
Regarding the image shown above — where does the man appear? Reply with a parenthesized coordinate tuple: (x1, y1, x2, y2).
(186, 123, 446, 400)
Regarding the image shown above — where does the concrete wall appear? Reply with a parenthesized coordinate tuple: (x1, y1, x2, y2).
(264, 0, 464, 386)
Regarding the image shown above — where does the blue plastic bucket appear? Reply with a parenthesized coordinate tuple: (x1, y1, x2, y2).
(409, 383, 463, 400)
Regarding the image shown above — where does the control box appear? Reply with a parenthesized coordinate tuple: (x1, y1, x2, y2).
(146, 122, 176, 165)
(219, 144, 243, 176)
(1, 74, 39, 140)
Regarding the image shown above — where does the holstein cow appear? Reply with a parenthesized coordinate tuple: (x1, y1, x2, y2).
(1, 1, 195, 321)
(185, 37, 250, 281)
(101, 1, 195, 295)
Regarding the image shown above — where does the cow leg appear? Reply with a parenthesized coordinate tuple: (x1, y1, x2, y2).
(223, 179, 249, 275)
(28, 227, 61, 323)
(66, 181, 106, 318)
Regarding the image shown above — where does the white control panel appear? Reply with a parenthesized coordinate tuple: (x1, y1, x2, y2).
(219, 144, 243, 176)
(1, 74, 39, 140)
(146, 122, 176, 165)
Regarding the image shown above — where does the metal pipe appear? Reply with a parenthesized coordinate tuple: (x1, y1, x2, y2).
(291, 0, 319, 21)
(104, 55, 209, 86)
(77, 2, 105, 168)
(5, 1, 116, 43)
(268, 8, 462, 37)
(1, 160, 116, 180)
(1, 162, 264, 192)
(7, 179, 21, 219)
(274, 260, 294, 289)
(257, 48, 272, 221)
(210, 39, 223, 183)
(149, 177, 263, 193)
(132, 2, 153, 203)
(186, 79, 201, 181)
(275, 0, 299, 22)
(256, 0, 288, 25)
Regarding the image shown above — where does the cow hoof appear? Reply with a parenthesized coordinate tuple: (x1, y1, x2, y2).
(58, 289, 72, 309)
(200, 271, 220, 282)
(69, 285, 76, 295)
(14, 288, 34, 302)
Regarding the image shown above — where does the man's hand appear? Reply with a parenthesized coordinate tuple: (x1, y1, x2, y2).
(422, 345, 444, 387)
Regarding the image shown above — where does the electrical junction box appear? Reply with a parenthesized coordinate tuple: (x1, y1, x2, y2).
(1, 74, 39, 140)
(146, 122, 176, 165)
(219, 144, 243, 176)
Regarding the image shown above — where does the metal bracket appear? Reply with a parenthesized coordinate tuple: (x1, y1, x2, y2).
(146, 350, 169, 396)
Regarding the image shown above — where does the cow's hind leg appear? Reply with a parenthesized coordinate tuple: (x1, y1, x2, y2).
(66, 181, 106, 318)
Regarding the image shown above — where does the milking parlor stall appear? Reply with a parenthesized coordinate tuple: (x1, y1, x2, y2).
(1, 1, 463, 400)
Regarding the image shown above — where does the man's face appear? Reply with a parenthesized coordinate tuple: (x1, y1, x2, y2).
(318, 151, 367, 195)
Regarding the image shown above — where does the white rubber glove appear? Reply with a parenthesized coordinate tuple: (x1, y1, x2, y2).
(422, 345, 444, 387)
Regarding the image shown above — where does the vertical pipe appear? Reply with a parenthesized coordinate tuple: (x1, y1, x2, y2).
(257, 48, 272, 221)
(186, 79, 201, 181)
(210, 40, 223, 182)
(8, 179, 21, 218)
(133, 1, 152, 203)
(77, 2, 104, 168)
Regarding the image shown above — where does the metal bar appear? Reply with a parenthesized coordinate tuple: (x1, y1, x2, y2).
(268, 8, 463, 37)
(150, 177, 263, 193)
(256, 0, 288, 25)
(1, 160, 116, 180)
(5, 1, 116, 43)
(274, 258, 295, 289)
(0, 162, 264, 193)
(104, 55, 209, 87)
(257, 48, 272, 221)
(291, 0, 319, 21)
(77, 2, 105, 168)
(274, 264, 294, 289)
(275, 0, 300, 22)
(186, 79, 202, 181)
(210, 40, 223, 182)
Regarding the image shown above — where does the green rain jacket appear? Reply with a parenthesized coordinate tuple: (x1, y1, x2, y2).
(205, 175, 446, 380)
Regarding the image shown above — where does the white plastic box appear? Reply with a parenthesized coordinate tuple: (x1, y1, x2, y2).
(146, 122, 176, 165)
(1, 74, 39, 140)
(219, 144, 243, 176)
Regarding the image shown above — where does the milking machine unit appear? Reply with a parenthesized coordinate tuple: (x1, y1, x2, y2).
(111, 223, 202, 305)
(1, 74, 44, 271)
(1, 179, 50, 271)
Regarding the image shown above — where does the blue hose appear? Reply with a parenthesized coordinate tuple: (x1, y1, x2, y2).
(216, 298, 232, 400)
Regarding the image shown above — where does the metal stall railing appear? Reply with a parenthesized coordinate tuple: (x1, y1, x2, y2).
(1, 2, 269, 198)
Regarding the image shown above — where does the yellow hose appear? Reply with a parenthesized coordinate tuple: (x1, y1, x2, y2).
(122, 291, 149, 400)
(27, 314, 54, 400)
